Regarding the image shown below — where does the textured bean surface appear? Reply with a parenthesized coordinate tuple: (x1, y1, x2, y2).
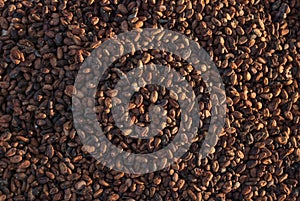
(0, 0, 300, 200)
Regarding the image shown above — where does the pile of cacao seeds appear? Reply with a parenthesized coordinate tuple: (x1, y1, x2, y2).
(0, 0, 300, 200)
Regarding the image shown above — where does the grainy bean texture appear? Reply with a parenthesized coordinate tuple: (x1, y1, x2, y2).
(0, 0, 300, 201)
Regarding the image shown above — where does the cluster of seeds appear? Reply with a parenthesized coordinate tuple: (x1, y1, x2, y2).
(0, 0, 300, 200)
